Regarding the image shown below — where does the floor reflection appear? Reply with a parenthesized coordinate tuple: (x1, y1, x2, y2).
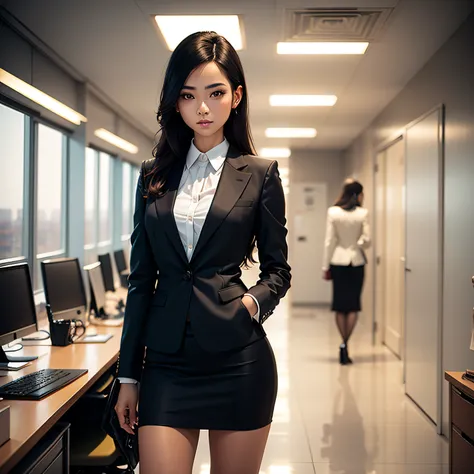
(320, 368, 378, 474)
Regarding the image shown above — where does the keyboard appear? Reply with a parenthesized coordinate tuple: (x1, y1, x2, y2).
(0, 368, 88, 400)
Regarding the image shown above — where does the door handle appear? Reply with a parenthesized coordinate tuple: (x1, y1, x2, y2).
(405, 268, 412, 273)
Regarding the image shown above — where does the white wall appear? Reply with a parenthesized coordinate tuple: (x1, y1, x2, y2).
(344, 12, 474, 434)
(288, 150, 345, 305)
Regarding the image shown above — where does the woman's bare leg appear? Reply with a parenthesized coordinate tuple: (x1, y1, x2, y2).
(139, 426, 200, 474)
(208, 424, 271, 474)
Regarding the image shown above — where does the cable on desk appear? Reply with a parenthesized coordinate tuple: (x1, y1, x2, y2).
(22, 329, 51, 341)
(4, 343, 23, 352)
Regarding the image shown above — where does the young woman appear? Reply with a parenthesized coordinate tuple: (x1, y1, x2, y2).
(322, 179, 370, 365)
(114, 32, 291, 474)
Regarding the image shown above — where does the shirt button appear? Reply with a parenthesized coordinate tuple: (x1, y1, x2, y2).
(188, 216, 193, 222)
(188, 244, 193, 249)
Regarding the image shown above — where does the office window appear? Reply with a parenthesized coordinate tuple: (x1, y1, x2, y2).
(36, 124, 66, 256)
(98, 152, 112, 244)
(0, 104, 27, 261)
(122, 161, 132, 238)
(84, 148, 98, 246)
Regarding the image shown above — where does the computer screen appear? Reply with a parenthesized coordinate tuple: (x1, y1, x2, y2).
(98, 253, 115, 292)
(0, 263, 37, 346)
(84, 262, 106, 316)
(41, 258, 87, 320)
(114, 249, 127, 273)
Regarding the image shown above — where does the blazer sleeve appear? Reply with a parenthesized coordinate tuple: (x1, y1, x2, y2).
(322, 210, 337, 271)
(357, 210, 371, 249)
(117, 163, 158, 380)
(246, 161, 291, 324)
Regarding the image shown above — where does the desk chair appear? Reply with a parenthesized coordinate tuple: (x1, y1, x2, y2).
(64, 364, 132, 473)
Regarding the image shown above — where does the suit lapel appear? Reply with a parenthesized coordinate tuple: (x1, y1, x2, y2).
(154, 160, 188, 265)
(191, 149, 251, 264)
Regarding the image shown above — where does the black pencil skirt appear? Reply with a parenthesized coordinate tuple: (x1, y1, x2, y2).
(330, 264, 365, 313)
(138, 321, 278, 431)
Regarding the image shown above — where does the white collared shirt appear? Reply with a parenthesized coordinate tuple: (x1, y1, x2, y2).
(119, 139, 259, 384)
(174, 138, 228, 260)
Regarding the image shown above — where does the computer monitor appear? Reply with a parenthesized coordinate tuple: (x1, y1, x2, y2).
(98, 253, 115, 292)
(83, 262, 106, 318)
(41, 258, 88, 323)
(0, 263, 39, 365)
(113, 249, 127, 273)
(113, 249, 130, 288)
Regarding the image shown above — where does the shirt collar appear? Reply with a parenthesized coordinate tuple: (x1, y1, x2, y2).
(186, 138, 229, 172)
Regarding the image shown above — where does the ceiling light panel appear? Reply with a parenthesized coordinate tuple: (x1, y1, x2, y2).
(266, 128, 317, 138)
(94, 129, 139, 154)
(260, 148, 292, 159)
(0, 68, 87, 125)
(270, 95, 337, 107)
(277, 42, 369, 55)
(155, 15, 243, 51)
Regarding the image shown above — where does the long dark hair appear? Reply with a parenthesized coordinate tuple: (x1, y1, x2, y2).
(147, 31, 255, 196)
(148, 31, 257, 265)
(335, 179, 364, 210)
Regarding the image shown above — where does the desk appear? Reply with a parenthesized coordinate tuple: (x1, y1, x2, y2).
(445, 372, 474, 474)
(0, 324, 123, 473)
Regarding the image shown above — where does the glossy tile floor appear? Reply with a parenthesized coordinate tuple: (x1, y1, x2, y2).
(136, 297, 449, 474)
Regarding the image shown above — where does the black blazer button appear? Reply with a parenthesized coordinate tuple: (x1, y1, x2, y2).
(183, 270, 192, 281)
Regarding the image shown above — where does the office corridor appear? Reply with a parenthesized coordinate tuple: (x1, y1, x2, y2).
(183, 299, 449, 474)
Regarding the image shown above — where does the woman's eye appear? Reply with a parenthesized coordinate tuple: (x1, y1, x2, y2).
(211, 90, 224, 98)
(181, 93, 194, 100)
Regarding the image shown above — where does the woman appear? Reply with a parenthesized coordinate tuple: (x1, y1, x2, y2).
(115, 32, 291, 474)
(322, 179, 370, 365)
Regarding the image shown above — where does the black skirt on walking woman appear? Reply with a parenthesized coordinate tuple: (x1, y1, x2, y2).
(330, 264, 365, 313)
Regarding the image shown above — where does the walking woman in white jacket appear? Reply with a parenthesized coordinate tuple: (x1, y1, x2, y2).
(322, 179, 371, 364)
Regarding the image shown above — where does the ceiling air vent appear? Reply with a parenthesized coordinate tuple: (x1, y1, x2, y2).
(284, 8, 393, 42)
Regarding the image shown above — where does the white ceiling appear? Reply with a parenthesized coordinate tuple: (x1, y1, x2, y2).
(2, 0, 474, 151)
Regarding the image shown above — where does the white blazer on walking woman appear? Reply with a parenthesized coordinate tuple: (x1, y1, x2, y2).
(322, 206, 371, 271)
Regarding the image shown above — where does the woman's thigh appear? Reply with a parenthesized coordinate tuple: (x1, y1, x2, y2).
(138, 425, 200, 474)
(208, 424, 271, 474)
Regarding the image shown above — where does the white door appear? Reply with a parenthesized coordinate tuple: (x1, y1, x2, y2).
(383, 139, 406, 357)
(405, 109, 443, 425)
(374, 150, 386, 344)
(291, 183, 330, 304)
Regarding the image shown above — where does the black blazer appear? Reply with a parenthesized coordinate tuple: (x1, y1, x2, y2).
(117, 146, 291, 380)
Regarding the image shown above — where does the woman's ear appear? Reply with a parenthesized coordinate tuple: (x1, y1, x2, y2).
(233, 85, 243, 109)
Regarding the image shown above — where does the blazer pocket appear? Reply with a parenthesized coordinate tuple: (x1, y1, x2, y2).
(234, 199, 254, 207)
(151, 291, 167, 306)
(218, 283, 248, 303)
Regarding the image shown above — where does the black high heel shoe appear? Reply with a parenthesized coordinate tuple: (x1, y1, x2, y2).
(339, 344, 353, 365)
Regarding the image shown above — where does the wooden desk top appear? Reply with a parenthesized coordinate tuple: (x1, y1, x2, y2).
(445, 371, 474, 399)
(0, 323, 123, 474)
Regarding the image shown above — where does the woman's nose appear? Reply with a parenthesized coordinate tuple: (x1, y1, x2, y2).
(197, 102, 209, 116)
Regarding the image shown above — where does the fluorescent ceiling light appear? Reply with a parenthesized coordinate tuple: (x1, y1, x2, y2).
(266, 128, 317, 138)
(155, 15, 243, 51)
(279, 168, 289, 177)
(260, 148, 291, 159)
(270, 95, 337, 107)
(277, 42, 369, 55)
(0, 68, 87, 125)
(94, 129, 139, 154)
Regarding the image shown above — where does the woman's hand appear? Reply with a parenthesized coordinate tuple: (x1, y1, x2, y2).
(241, 295, 258, 317)
(115, 382, 139, 435)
